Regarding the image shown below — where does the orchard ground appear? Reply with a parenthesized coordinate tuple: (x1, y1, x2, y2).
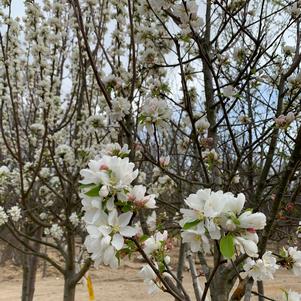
(0, 255, 300, 301)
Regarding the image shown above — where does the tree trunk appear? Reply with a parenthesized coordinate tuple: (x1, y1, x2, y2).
(21, 227, 41, 301)
(209, 270, 236, 301)
(22, 253, 39, 301)
(22, 253, 30, 301)
(63, 276, 76, 301)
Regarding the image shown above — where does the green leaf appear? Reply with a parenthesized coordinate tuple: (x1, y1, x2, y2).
(158, 262, 165, 273)
(219, 234, 235, 259)
(138, 115, 146, 124)
(183, 220, 200, 230)
(140, 234, 149, 243)
(85, 185, 101, 197)
(231, 216, 240, 225)
(121, 202, 132, 212)
(279, 247, 287, 258)
(80, 183, 95, 189)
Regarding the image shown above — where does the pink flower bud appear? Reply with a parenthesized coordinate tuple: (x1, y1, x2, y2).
(99, 163, 109, 171)
(247, 227, 256, 233)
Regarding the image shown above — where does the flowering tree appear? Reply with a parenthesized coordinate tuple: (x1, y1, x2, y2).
(0, 0, 301, 301)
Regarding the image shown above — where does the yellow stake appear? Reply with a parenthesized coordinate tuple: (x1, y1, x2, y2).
(86, 275, 95, 301)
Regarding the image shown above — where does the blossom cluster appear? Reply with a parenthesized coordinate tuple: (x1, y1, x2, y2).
(80, 145, 157, 268)
(179, 189, 266, 258)
(139, 98, 171, 134)
(275, 112, 295, 129)
(80, 150, 301, 296)
(0, 205, 22, 226)
(243, 246, 301, 283)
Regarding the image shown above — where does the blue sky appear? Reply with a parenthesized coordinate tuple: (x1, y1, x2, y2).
(11, 0, 25, 17)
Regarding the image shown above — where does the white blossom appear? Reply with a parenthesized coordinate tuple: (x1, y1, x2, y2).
(127, 185, 157, 209)
(288, 247, 301, 276)
(55, 144, 75, 164)
(69, 212, 79, 226)
(8, 206, 22, 222)
(195, 117, 210, 133)
(234, 232, 259, 258)
(143, 231, 168, 256)
(0, 207, 8, 226)
(139, 98, 171, 134)
(222, 85, 235, 97)
(30, 123, 45, 135)
(139, 264, 159, 294)
(80, 155, 138, 210)
(101, 143, 130, 157)
(146, 211, 157, 232)
(238, 211, 266, 230)
(243, 251, 279, 281)
(84, 209, 137, 268)
(159, 156, 170, 168)
(0, 166, 10, 176)
(181, 224, 210, 253)
(48, 224, 64, 240)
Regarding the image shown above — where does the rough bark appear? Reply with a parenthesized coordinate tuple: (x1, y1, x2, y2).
(63, 276, 76, 301)
(21, 228, 41, 301)
(209, 267, 237, 301)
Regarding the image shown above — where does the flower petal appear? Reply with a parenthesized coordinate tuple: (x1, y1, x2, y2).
(120, 226, 137, 237)
(112, 233, 124, 250)
(118, 211, 133, 227)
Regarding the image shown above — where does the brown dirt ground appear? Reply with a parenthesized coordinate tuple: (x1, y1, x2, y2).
(0, 257, 299, 301)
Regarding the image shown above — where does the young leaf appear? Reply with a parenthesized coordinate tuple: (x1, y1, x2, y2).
(85, 185, 101, 197)
(183, 219, 200, 230)
(232, 216, 241, 225)
(140, 234, 149, 243)
(80, 183, 95, 189)
(219, 234, 235, 259)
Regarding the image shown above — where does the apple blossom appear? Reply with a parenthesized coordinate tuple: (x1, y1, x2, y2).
(159, 156, 170, 168)
(0, 166, 10, 177)
(195, 117, 210, 133)
(181, 224, 210, 253)
(128, 185, 157, 209)
(30, 123, 45, 135)
(243, 251, 279, 281)
(287, 247, 301, 276)
(202, 149, 219, 165)
(84, 209, 136, 268)
(81, 194, 103, 224)
(143, 230, 168, 256)
(110, 97, 130, 122)
(48, 224, 64, 240)
(238, 211, 266, 230)
(55, 144, 75, 164)
(139, 98, 171, 134)
(288, 3, 301, 19)
(0, 207, 8, 226)
(7, 206, 22, 222)
(275, 113, 295, 129)
(283, 45, 295, 56)
(147, 211, 157, 232)
(234, 234, 259, 258)
(101, 143, 130, 158)
(69, 212, 80, 227)
(80, 155, 138, 210)
(139, 264, 159, 294)
(222, 85, 235, 97)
